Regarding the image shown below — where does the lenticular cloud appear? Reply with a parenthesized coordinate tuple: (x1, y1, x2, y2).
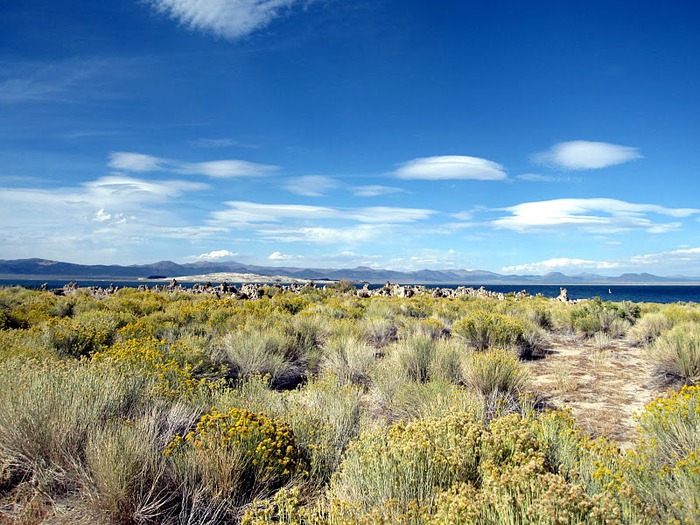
(149, 0, 301, 40)
(534, 140, 642, 170)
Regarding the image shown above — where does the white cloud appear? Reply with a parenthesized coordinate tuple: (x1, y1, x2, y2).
(284, 175, 339, 197)
(93, 208, 128, 225)
(387, 248, 461, 270)
(211, 201, 337, 223)
(109, 151, 278, 178)
(501, 258, 620, 274)
(493, 198, 699, 233)
(210, 201, 435, 225)
(108, 152, 164, 172)
(194, 249, 238, 260)
(352, 185, 406, 197)
(268, 251, 303, 261)
(148, 0, 308, 40)
(533, 140, 642, 170)
(395, 155, 507, 180)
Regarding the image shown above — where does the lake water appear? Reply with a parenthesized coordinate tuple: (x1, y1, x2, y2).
(1, 279, 699, 304)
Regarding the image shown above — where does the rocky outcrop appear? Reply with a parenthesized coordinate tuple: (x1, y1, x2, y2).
(51, 280, 531, 302)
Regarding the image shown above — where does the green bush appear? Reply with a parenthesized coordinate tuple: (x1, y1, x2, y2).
(462, 348, 528, 398)
(452, 311, 533, 357)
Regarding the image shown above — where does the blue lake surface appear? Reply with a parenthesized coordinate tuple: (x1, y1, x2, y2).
(1, 279, 699, 304)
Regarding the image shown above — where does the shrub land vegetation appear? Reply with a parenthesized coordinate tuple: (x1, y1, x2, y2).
(0, 284, 698, 524)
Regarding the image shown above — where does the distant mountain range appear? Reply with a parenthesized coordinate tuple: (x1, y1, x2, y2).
(0, 258, 698, 285)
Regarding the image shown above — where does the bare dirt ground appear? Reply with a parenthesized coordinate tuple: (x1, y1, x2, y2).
(525, 334, 665, 447)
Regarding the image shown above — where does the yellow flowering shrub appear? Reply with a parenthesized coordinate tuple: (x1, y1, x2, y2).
(625, 385, 700, 523)
(327, 414, 482, 518)
(165, 406, 302, 502)
(92, 337, 219, 398)
(41, 314, 118, 358)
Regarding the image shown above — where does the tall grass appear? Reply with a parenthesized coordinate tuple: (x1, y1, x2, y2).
(0, 359, 145, 490)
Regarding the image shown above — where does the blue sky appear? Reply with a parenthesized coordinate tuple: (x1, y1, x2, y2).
(1, 1, 699, 275)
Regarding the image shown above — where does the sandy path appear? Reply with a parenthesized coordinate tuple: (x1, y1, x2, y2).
(524, 334, 663, 447)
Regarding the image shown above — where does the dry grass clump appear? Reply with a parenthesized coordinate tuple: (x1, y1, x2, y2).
(321, 335, 377, 385)
(628, 312, 672, 347)
(222, 327, 308, 389)
(647, 321, 700, 385)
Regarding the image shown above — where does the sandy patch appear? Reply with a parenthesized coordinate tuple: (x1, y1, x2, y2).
(525, 334, 664, 447)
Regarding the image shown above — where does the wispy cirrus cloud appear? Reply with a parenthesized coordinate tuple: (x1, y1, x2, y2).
(0, 58, 129, 105)
(629, 247, 700, 266)
(210, 201, 435, 225)
(189, 138, 260, 149)
(351, 185, 406, 197)
(108, 151, 278, 178)
(502, 247, 700, 276)
(501, 257, 620, 274)
(284, 175, 339, 197)
(532, 140, 642, 170)
(395, 155, 507, 180)
(261, 225, 382, 244)
(515, 173, 580, 183)
(0, 175, 210, 262)
(493, 198, 699, 234)
(148, 0, 312, 40)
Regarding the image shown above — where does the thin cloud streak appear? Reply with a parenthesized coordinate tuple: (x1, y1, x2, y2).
(352, 185, 406, 197)
(108, 151, 278, 178)
(502, 247, 700, 276)
(210, 201, 436, 225)
(284, 175, 339, 197)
